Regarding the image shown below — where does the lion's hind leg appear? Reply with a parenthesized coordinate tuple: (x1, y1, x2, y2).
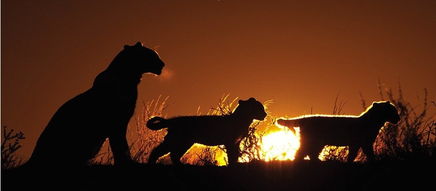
(307, 143, 323, 162)
(294, 138, 310, 161)
(296, 138, 323, 162)
(347, 146, 359, 162)
(169, 141, 192, 165)
(148, 139, 172, 164)
(361, 143, 375, 161)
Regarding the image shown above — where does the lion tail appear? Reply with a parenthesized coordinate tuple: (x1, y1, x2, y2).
(146, 117, 168, 130)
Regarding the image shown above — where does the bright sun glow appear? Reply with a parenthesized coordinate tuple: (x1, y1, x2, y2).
(260, 127, 300, 161)
(177, 119, 351, 165)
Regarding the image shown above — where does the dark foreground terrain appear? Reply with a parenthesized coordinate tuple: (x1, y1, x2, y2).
(2, 159, 435, 191)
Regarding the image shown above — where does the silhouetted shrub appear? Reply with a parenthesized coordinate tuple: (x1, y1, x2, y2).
(1, 126, 25, 169)
(191, 145, 226, 166)
(320, 85, 435, 162)
(365, 84, 435, 161)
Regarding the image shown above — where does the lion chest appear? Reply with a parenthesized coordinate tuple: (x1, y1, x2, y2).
(90, 86, 138, 121)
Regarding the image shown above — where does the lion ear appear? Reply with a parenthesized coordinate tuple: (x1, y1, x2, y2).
(248, 97, 256, 102)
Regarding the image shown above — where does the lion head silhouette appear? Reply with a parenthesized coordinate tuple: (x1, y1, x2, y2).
(110, 42, 165, 75)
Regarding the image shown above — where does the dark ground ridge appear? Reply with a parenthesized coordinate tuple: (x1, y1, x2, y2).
(2, 158, 435, 191)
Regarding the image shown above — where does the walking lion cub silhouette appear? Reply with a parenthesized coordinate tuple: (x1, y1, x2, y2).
(29, 42, 165, 167)
(277, 101, 400, 162)
(146, 98, 267, 165)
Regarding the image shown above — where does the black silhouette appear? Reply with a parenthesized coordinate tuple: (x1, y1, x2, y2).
(28, 42, 165, 167)
(146, 98, 267, 165)
(277, 101, 400, 162)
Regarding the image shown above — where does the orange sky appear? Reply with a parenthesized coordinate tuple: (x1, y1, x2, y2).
(2, 0, 435, 160)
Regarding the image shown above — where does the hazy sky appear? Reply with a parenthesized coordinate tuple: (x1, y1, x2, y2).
(2, 0, 435, 159)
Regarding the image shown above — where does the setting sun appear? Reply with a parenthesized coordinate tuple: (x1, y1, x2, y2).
(260, 127, 300, 161)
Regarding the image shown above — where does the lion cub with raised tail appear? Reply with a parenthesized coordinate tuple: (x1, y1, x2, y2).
(147, 98, 267, 165)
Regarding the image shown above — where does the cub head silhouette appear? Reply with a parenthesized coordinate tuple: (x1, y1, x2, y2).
(276, 101, 399, 162)
(147, 97, 267, 165)
(28, 42, 165, 167)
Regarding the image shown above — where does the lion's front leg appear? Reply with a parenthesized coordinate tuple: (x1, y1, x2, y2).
(109, 123, 133, 166)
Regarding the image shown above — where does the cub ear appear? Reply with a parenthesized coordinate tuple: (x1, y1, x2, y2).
(248, 97, 256, 102)
(134, 42, 143, 47)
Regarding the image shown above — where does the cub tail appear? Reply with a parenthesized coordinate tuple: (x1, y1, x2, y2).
(146, 117, 168, 130)
(275, 118, 299, 133)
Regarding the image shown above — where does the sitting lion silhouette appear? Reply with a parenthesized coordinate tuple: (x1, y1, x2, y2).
(277, 101, 400, 162)
(28, 42, 165, 167)
(146, 98, 267, 165)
